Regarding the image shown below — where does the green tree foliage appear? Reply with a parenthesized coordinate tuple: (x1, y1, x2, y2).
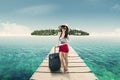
(31, 29, 89, 36)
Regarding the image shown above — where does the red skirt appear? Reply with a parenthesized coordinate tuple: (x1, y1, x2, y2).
(59, 44, 69, 53)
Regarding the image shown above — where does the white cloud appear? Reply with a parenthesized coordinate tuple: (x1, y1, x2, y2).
(112, 4, 120, 10)
(0, 22, 32, 36)
(16, 4, 57, 15)
(90, 28, 120, 37)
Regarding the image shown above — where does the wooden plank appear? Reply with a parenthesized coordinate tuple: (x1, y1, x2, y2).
(36, 67, 91, 73)
(43, 59, 84, 63)
(30, 73, 97, 80)
(40, 62, 87, 67)
(45, 57, 82, 60)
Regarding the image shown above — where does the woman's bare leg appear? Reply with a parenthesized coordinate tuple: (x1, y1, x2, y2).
(63, 53, 68, 71)
(65, 53, 68, 70)
(59, 52, 65, 70)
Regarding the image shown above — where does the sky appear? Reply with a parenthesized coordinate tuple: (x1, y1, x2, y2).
(0, 0, 120, 36)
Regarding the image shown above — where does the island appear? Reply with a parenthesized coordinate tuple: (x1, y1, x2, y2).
(31, 29, 89, 36)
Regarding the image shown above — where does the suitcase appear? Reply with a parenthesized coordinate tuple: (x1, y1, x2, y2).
(49, 47, 61, 71)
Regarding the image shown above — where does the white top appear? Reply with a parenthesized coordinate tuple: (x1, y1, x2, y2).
(58, 32, 69, 46)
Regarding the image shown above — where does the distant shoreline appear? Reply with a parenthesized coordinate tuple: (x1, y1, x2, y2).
(31, 29, 89, 36)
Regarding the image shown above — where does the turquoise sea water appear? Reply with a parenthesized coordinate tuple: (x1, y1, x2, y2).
(0, 36, 120, 80)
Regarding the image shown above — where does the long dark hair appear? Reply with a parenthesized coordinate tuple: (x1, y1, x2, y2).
(59, 25, 69, 38)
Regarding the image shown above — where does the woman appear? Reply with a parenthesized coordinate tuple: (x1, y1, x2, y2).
(56, 24, 69, 73)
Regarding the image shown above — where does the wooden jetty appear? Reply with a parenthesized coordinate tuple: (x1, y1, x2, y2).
(30, 46, 98, 80)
